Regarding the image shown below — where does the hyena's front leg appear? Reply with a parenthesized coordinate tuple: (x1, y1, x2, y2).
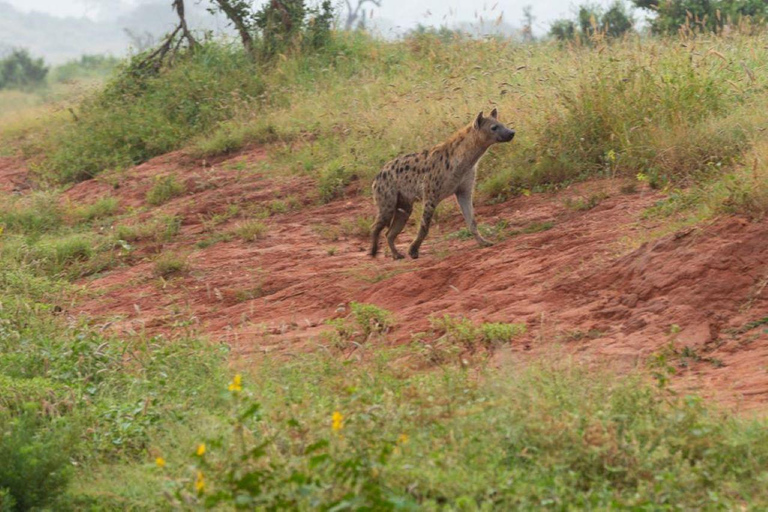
(408, 200, 436, 259)
(456, 186, 493, 248)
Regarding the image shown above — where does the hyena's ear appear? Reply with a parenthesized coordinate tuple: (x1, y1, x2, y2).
(474, 111, 484, 129)
(490, 108, 498, 119)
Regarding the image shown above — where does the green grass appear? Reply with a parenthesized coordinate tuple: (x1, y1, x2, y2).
(3, 24, 768, 510)
(156, 350, 768, 510)
(234, 219, 269, 242)
(145, 175, 186, 206)
(23, 31, 768, 220)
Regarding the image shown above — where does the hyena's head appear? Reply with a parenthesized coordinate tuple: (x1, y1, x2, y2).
(473, 108, 515, 145)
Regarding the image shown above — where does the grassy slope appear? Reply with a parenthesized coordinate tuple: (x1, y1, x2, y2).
(1, 31, 768, 509)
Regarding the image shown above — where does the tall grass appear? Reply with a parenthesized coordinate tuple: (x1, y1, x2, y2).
(30, 32, 768, 215)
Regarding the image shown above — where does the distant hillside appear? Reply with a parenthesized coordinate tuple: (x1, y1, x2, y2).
(0, 1, 228, 64)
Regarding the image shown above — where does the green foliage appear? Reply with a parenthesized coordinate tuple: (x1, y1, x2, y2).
(40, 43, 266, 183)
(71, 197, 119, 224)
(145, 175, 186, 206)
(0, 192, 62, 235)
(550, 1, 634, 41)
(323, 302, 394, 347)
(429, 314, 527, 351)
(632, 0, 768, 35)
(253, 0, 335, 61)
(153, 252, 188, 277)
(349, 301, 394, 338)
(0, 49, 48, 90)
(234, 219, 268, 241)
(0, 411, 74, 510)
(114, 213, 182, 243)
(318, 162, 355, 203)
(160, 355, 768, 509)
(50, 54, 120, 83)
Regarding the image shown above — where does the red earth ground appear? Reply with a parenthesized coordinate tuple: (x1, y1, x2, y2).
(2, 151, 767, 412)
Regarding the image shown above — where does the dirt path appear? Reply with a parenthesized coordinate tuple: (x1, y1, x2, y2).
(3, 149, 767, 411)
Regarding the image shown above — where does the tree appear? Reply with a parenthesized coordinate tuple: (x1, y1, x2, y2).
(602, 1, 634, 37)
(521, 5, 535, 42)
(550, 1, 633, 42)
(134, 0, 198, 72)
(0, 49, 48, 90)
(630, 0, 768, 34)
(211, 0, 256, 54)
(344, 0, 382, 30)
(549, 19, 577, 41)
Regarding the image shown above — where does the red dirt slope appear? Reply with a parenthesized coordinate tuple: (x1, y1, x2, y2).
(3, 150, 767, 410)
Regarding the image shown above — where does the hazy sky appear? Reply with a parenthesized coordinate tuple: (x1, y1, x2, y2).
(6, 0, 624, 34)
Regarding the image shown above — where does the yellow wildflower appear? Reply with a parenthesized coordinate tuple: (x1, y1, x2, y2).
(195, 471, 205, 493)
(196, 443, 206, 456)
(397, 433, 409, 445)
(228, 374, 242, 392)
(331, 411, 344, 432)
(155, 457, 166, 468)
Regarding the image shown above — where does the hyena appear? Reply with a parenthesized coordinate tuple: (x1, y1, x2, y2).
(369, 108, 515, 260)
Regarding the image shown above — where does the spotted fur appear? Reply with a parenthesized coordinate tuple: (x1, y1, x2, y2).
(370, 109, 515, 260)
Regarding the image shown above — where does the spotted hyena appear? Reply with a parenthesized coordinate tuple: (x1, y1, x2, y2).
(369, 108, 515, 260)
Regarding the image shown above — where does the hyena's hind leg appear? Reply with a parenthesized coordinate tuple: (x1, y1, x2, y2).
(386, 195, 412, 260)
(369, 180, 397, 258)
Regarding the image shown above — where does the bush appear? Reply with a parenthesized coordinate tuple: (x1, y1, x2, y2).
(632, 0, 768, 35)
(153, 252, 189, 277)
(550, 2, 634, 42)
(0, 411, 74, 510)
(40, 43, 265, 183)
(0, 192, 62, 235)
(0, 49, 48, 90)
(234, 219, 268, 241)
(318, 163, 355, 203)
(145, 175, 185, 206)
(50, 54, 120, 83)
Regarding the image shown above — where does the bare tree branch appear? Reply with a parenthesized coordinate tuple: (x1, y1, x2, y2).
(213, 0, 255, 54)
(344, 0, 381, 30)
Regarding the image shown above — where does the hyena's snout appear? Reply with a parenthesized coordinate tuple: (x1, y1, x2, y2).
(501, 128, 515, 143)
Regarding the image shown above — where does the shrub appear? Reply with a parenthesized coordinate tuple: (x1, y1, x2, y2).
(234, 219, 268, 242)
(145, 175, 186, 206)
(0, 411, 74, 510)
(318, 163, 355, 203)
(349, 302, 394, 338)
(50, 54, 120, 83)
(71, 197, 119, 223)
(0, 192, 62, 235)
(115, 213, 182, 243)
(153, 252, 189, 277)
(0, 49, 48, 90)
(40, 43, 266, 183)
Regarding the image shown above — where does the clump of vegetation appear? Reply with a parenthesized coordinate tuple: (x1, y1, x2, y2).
(550, 1, 634, 42)
(70, 196, 119, 223)
(0, 192, 62, 235)
(0, 410, 74, 510)
(234, 219, 268, 242)
(322, 302, 394, 347)
(160, 355, 768, 509)
(564, 192, 609, 211)
(0, 49, 48, 90)
(632, 0, 768, 35)
(145, 175, 186, 206)
(49, 54, 120, 83)
(415, 315, 526, 365)
(339, 214, 373, 238)
(114, 213, 182, 244)
(153, 252, 189, 277)
(318, 163, 355, 203)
